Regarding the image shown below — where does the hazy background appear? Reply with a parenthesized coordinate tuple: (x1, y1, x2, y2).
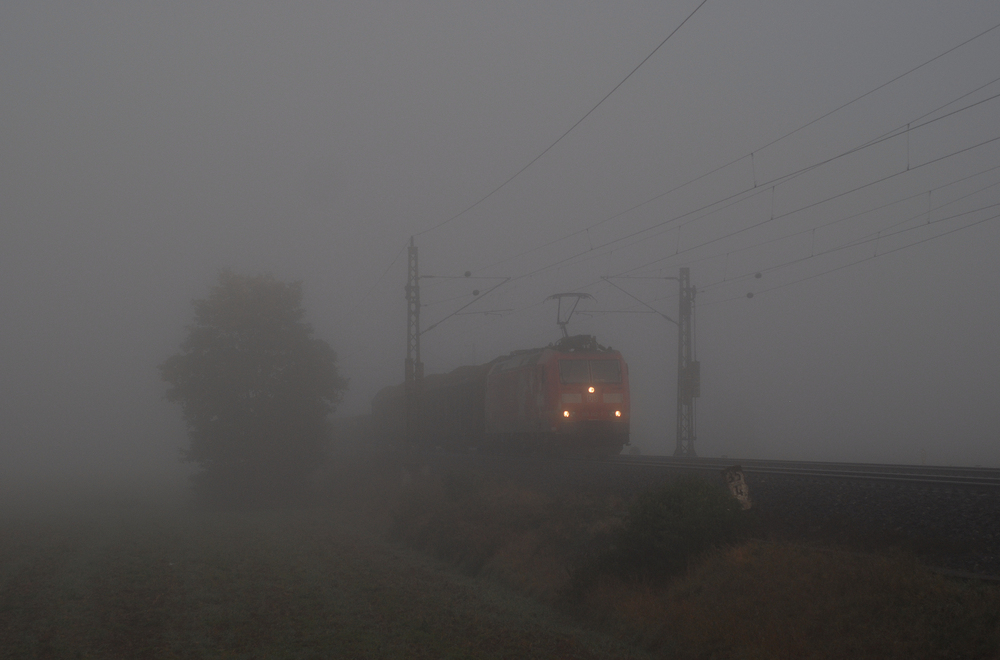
(3, 1, 999, 487)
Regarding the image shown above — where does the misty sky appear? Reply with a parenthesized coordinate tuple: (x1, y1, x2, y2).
(3, 1, 999, 482)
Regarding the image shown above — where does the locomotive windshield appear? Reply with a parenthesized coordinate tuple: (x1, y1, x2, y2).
(558, 359, 622, 384)
(558, 360, 590, 383)
(590, 360, 621, 383)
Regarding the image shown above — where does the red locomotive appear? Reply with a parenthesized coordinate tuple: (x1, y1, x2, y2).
(484, 334, 629, 454)
(372, 335, 630, 456)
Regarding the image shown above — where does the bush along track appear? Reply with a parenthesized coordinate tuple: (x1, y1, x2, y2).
(390, 466, 1000, 659)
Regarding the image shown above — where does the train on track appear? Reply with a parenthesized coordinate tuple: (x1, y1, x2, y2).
(372, 335, 631, 456)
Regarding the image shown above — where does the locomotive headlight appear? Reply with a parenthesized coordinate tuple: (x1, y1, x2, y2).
(588, 386, 595, 393)
(615, 410, 621, 417)
(563, 410, 571, 418)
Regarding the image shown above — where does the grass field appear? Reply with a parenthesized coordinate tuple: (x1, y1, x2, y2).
(0, 476, 645, 659)
(3, 457, 999, 659)
(390, 461, 1000, 659)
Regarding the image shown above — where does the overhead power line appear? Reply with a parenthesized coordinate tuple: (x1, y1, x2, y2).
(458, 125, 1000, 332)
(415, 0, 711, 237)
(585, 161, 1000, 301)
(368, 16, 1000, 327)
(354, 240, 408, 311)
(582, 198, 1000, 320)
(691, 166, 1000, 284)
(484, 134, 1000, 326)
(754, 21, 1000, 156)
(699, 210, 1000, 308)
(473, 24, 1000, 275)
(601, 180, 1000, 313)
(614, 134, 1000, 276)
(712, 198, 1000, 291)
(500, 128, 1000, 287)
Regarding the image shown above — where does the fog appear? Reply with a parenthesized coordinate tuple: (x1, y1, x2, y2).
(3, 1, 1000, 488)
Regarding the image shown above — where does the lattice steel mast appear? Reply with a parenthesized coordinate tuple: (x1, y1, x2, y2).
(673, 267, 699, 457)
(404, 237, 423, 441)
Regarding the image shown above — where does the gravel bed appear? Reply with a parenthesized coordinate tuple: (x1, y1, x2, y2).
(746, 473, 1000, 577)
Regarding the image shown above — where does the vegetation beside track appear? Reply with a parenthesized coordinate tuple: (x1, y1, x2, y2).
(0, 474, 643, 659)
(390, 459, 1000, 659)
(4, 453, 999, 659)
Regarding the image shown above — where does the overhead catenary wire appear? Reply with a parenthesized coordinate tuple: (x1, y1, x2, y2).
(696, 172, 1000, 287)
(611, 133, 1000, 277)
(692, 198, 1000, 298)
(748, 22, 1000, 158)
(827, 200, 1000, 258)
(366, 18, 1000, 319)
(477, 84, 1000, 280)
(492, 143, 1000, 322)
(581, 198, 1000, 320)
(354, 240, 408, 311)
(698, 210, 1000, 308)
(601, 276, 677, 324)
(420, 277, 512, 336)
(602, 164, 1000, 292)
(415, 0, 711, 237)
(471, 29, 1000, 276)
(600, 181, 1000, 311)
(369, 15, 1000, 343)
(494, 130, 1000, 289)
(457, 182, 1000, 327)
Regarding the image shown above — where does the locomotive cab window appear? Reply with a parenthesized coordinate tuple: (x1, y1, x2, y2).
(590, 360, 621, 383)
(558, 360, 590, 384)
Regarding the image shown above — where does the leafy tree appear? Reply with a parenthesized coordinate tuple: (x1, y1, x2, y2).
(160, 270, 347, 505)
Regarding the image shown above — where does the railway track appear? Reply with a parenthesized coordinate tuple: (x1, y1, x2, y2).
(598, 455, 1000, 580)
(609, 455, 1000, 490)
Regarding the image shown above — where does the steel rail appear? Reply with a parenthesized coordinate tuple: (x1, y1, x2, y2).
(608, 456, 1000, 489)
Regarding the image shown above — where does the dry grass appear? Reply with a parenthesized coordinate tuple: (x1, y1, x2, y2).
(390, 467, 626, 602)
(8, 456, 998, 659)
(391, 466, 1000, 659)
(572, 541, 1000, 659)
(0, 471, 648, 659)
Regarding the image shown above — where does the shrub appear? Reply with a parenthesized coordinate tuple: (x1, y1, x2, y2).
(612, 477, 747, 580)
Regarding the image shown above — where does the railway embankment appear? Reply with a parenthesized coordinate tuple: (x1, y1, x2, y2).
(747, 472, 1000, 576)
(405, 450, 1000, 578)
(381, 449, 1000, 658)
